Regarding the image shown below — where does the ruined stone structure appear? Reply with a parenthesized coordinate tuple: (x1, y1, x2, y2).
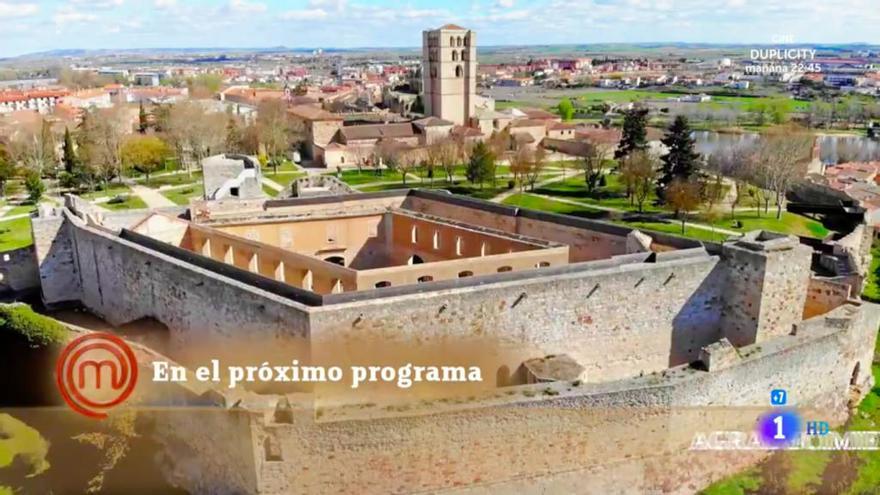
(28, 190, 880, 494)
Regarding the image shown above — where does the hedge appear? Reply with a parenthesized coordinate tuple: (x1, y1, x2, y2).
(0, 304, 68, 348)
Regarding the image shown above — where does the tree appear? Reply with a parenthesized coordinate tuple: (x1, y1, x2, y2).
(557, 98, 575, 121)
(24, 171, 45, 203)
(256, 98, 304, 174)
(657, 115, 701, 200)
(510, 147, 532, 192)
(9, 118, 56, 177)
(665, 179, 702, 234)
(76, 106, 132, 184)
(615, 107, 649, 160)
(466, 141, 495, 189)
(748, 128, 814, 219)
(621, 151, 657, 213)
(138, 102, 148, 134)
(0, 145, 14, 197)
(62, 127, 78, 174)
(580, 141, 611, 194)
(165, 101, 227, 177)
(524, 146, 547, 191)
(224, 115, 244, 154)
(121, 135, 170, 185)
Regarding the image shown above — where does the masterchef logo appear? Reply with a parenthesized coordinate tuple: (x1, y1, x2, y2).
(55, 333, 138, 419)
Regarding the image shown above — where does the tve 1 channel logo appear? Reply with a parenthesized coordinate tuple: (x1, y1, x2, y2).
(55, 333, 139, 419)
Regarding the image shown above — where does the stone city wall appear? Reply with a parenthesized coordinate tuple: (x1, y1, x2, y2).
(310, 251, 726, 386)
(0, 246, 39, 295)
(61, 213, 313, 366)
(153, 303, 879, 495)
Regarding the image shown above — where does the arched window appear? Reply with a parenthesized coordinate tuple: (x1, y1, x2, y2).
(457, 36, 462, 47)
(325, 256, 345, 266)
(340, 156, 345, 163)
(409, 254, 424, 265)
(455, 65, 463, 78)
(433, 231, 440, 250)
(411, 225, 418, 244)
(536, 261, 551, 268)
(455, 236, 463, 256)
(450, 36, 455, 46)
(458, 271, 473, 278)
(452, 51, 458, 62)
(480, 242, 488, 257)
(497, 266, 513, 273)
(464, 36, 469, 47)
(375, 281, 392, 288)
(418, 275, 434, 283)
(461, 49, 467, 61)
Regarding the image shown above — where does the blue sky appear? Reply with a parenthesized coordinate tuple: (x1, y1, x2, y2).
(1, 0, 879, 58)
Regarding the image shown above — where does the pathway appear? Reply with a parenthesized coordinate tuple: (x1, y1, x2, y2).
(490, 170, 582, 203)
(129, 184, 176, 208)
(261, 177, 285, 192)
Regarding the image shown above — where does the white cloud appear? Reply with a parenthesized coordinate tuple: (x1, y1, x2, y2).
(497, 0, 515, 7)
(154, 0, 177, 8)
(0, 2, 39, 18)
(280, 8, 328, 20)
(70, 0, 124, 9)
(308, 0, 348, 11)
(229, 0, 267, 13)
(53, 6, 98, 25)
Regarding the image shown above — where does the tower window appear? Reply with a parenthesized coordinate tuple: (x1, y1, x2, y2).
(457, 36, 462, 47)
(455, 65, 463, 78)
(452, 51, 458, 62)
(450, 36, 455, 46)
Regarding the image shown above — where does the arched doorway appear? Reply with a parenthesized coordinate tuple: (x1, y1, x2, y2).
(408, 255, 424, 265)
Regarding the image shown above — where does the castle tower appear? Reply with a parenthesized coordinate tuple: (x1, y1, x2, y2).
(422, 25, 477, 126)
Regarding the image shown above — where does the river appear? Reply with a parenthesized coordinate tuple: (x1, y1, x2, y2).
(691, 131, 880, 164)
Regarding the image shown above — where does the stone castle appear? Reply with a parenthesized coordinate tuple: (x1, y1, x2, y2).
(21, 183, 880, 494)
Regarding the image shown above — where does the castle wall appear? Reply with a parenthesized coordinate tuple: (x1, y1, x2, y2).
(804, 276, 853, 319)
(310, 253, 725, 385)
(32, 211, 83, 306)
(153, 303, 879, 495)
(65, 215, 312, 366)
(0, 246, 40, 295)
(403, 195, 630, 262)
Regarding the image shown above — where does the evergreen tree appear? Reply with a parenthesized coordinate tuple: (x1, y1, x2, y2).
(614, 107, 649, 160)
(62, 127, 77, 173)
(138, 102, 148, 133)
(657, 115, 702, 200)
(225, 116, 243, 153)
(466, 141, 495, 189)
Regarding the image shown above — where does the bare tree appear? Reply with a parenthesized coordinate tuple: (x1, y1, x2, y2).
(77, 106, 132, 183)
(8, 118, 57, 177)
(748, 128, 814, 219)
(524, 146, 547, 191)
(621, 151, 657, 213)
(257, 98, 304, 174)
(580, 140, 612, 194)
(165, 101, 227, 177)
(510, 147, 532, 192)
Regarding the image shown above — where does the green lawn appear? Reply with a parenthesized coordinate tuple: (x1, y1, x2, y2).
(262, 171, 305, 189)
(3, 203, 37, 217)
(863, 244, 880, 303)
(135, 171, 202, 188)
(101, 195, 148, 211)
(502, 193, 607, 218)
(618, 219, 730, 243)
(0, 413, 50, 477)
(533, 174, 664, 213)
(0, 216, 33, 251)
(80, 182, 131, 200)
(699, 211, 829, 239)
(338, 169, 407, 186)
(262, 184, 280, 197)
(162, 185, 204, 206)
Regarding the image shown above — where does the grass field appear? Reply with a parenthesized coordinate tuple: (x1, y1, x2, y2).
(533, 174, 664, 213)
(262, 184, 280, 197)
(502, 193, 607, 218)
(101, 194, 148, 211)
(338, 169, 407, 186)
(2, 203, 37, 218)
(699, 211, 829, 239)
(0, 217, 33, 251)
(162, 185, 204, 206)
(135, 171, 202, 188)
(262, 171, 305, 189)
(80, 182, 131, 200)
